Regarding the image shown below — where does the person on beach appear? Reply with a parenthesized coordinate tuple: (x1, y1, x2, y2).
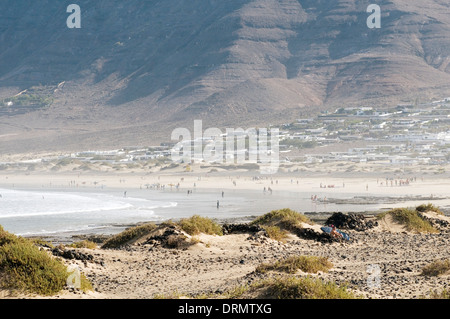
(217, 200, 220, 209)
(330, 225, 343, 239)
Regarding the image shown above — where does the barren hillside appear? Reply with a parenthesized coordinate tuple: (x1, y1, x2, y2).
(0, 0, 449, 154)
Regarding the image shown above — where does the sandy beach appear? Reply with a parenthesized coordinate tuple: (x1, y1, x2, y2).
(1, 161, 449, 300)
(2, 165, 450, 238)
(1, 161, 450, 220)
(2, 209, 448, 300)
(2, 158, 449, 194)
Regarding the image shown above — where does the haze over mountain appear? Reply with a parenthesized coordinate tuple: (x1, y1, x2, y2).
(1, 0, 450, 154)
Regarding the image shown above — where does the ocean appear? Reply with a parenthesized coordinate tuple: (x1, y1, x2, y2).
(0, 187, 177, 236)
(1, 186, 449, 238)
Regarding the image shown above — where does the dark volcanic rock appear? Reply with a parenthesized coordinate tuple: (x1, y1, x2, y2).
(293, 227, 342, 243)
(417, 212, 450, 231)
(222, 223, 264, 235)
(325, 212, 378, 231)
(223, 223, 343, 243)
(143, 225, 189, 249)
(52, 247, 94, 262)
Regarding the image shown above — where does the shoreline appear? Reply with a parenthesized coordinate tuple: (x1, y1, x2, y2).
(6, 209, 449, 300)
(1, 169, 450, 243)
(1, 167, 450, 299)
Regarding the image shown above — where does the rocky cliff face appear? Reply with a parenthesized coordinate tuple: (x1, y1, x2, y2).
(1, 0, 449, 153)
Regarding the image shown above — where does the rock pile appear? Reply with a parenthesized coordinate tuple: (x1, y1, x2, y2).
(143, 225, 190, 249)
(222, 223, 264, 235)
(52, 247, 94, 262)
(417, 212, 450, 231)
(223, 223, 344, 243)
(71, 234, 110, 244)
(293, 227, 342, 243)
(325, 212, 378, 231)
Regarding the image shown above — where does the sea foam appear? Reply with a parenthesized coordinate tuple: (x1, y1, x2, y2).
(0, 188, 176, 236)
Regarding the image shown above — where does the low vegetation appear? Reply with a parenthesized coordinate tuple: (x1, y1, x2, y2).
(101, 223, 157, 249)
(179, 215, 223, 236)
(261, 276, 357, 299)
(166, 233, 190, 249)
(158, 275, 357, 299)
(421, 259, 450, 277)
(415, 203, 444, 215)
(153, 290, 185, 299)
(261, 225, 289, 242)
(256, 255, 333, 274)
(0, 225, 91, 296)
(223, 276, 358, 299)
(250, 208, 313, 232)
(428, 289, 450, 299)
(1, 92, 52, 109)
(68, 240, 97, 249)
(377, 206, 439, 233)
(29, 237, 55, 249)
(100, 216, 222, 249)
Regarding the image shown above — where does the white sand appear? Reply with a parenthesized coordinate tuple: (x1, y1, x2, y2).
(5, 211, 449, 300)
(1, 162, 449, 299)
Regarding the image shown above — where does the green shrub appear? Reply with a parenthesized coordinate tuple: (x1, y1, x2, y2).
(251, 208, 313, 231)
(76, 272, 93, 292)
(377, 207, 438, 233)
(262, 225, 289, 242)
(0, 225, 20, 246)
(29, 238, 55, 249)
(68, 240, 97, 249)
(166, 234, 189, 249)
(415, 203, 444, 215)
(255, 276, 357, 299)
(102, 223, 157, 249)
(221, 284, 251, 299)
(429, 289, 450, 299)
(256, 256, 333, 274)
(0, 225, 91, 295)
(421, 259, 450, 276)
(0, 240, 67, 295)
(153, 289, 185, 299)
(179, 215, 223, 236)
(154, 275, 356, 300)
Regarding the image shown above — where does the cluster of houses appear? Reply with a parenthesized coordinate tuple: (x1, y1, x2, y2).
(68, 97, 449, 167)
(6, 97, 449, 169)
(70, 147, 173, 163)
(279, 98, 450, 165)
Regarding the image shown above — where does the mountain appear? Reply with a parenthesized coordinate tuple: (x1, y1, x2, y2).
(1, 0, 450, 154)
